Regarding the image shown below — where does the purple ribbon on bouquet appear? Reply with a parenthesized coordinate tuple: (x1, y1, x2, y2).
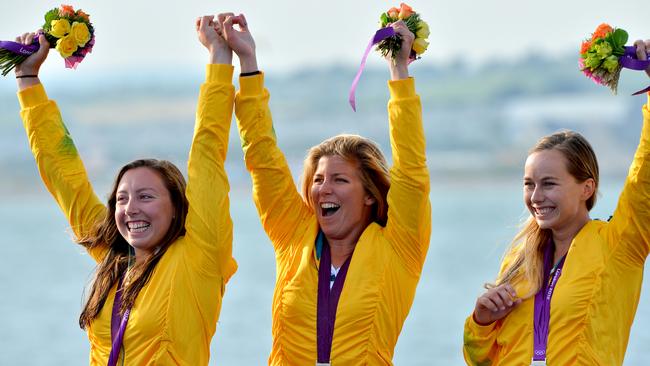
(348, 27, 396, 112)
(620, 46, 650, 95)
(0, 39, 39, 55)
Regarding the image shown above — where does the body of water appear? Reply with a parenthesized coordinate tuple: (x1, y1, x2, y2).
(1, 179, 649, 365)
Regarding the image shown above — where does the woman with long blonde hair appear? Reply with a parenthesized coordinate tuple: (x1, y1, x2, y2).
(463, 39, 650, 366)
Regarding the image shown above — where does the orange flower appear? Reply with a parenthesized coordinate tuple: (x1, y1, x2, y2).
(76, 9, 90, 21)
(59, 4, 75, 17)
(398, 3, 414, 19)
(387, 7, 399, 19)
(580, 40, 592, 54)
(592, 23, 613, 40)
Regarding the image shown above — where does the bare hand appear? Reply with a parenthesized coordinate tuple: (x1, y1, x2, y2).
(196, 15, 232, 65)
(15, 32, 49, 76)
(387, 20, 414, 80)
(633, 39, 650, 78)
(221, 13, 258, 73)
(472, 284, 522, 326)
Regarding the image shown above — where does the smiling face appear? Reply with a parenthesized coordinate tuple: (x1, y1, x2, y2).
(114, 167, 174, 259)
(311, 155, 375, 243)
(524, 149, 594, 234)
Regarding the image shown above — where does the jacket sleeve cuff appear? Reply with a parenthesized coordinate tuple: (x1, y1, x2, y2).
(17, 83, 48, 109)
(238, 72, 265, 96)
(206, 64, 234, 84)
(465, 313, 498, 337)
(388, 77, 416, 100)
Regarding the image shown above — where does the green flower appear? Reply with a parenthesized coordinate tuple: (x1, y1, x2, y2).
(595, 41, 613, 59)
(584, 53, 602, 69)
(603, 55, 619, 73)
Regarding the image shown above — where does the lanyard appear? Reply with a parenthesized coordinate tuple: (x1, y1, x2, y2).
(533, 243, 566, 363)
(316, 232, 352, 364)
(108, 276, 131, 366)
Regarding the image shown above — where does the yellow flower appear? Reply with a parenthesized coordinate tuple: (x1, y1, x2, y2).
(412, 38, 429, 54)
(56, 35, 78, 58)
(50, 19, 71, 38)
(416, 21, 430, 39)
(70, 22, 91, 47)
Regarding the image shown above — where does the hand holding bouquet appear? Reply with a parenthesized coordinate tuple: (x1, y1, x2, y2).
(376, 3, 430, 61)
(579, 23, 650, 95)
(349, 3, 429, 111)
(0, 4, 95, 76)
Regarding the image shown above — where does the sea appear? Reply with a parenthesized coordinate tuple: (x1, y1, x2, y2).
(1, 179, 650, 365)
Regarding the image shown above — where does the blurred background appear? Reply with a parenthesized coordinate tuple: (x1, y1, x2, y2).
(1, 0, 650, 364)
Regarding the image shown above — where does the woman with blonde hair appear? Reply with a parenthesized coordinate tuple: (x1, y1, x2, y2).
(463, 40, 650, 365)
(219, 12, 430, 365)
(12, 15, 237, 365)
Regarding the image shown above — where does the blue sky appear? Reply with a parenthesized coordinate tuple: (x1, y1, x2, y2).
(1, 0, 648, 78)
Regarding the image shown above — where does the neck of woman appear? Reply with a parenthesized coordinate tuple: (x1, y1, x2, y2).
(552, 213, 591, 263)
(328, 239, 356, 268)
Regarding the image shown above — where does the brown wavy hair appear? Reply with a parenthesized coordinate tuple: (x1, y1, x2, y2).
(78, 159, 188, 329)
(301, 134, 391, 226)
(490, 130, 599, 297)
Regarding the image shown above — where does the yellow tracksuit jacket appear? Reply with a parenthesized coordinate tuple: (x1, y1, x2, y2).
(463, 95, 650, 365)
(235, 74, 431, 365)
(18, 64, 237, 365)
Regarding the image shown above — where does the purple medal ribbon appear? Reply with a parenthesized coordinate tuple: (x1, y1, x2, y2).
(317, 233, 352, 364)
(620, 46, 650, 95)
(348, 27, 396, 111)
(533, 243, 566, 362)
(108, 276, 131, 366)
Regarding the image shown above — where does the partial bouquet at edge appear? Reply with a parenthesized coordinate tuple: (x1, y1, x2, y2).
(580, 23, 650, 95)
(377, 3, 430, 61)
(0, 4, 95, 76)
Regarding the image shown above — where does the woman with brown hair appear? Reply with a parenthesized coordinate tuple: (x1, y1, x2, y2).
(13, 15, 237, 365)
(463, 40, 650, 365)
(218, 12, 431, 365)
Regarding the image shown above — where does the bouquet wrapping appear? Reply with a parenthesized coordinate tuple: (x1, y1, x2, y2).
(580, 23, 650, 95)
(0, 4, 95, 76)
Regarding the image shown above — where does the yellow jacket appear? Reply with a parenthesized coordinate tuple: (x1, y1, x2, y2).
(234, 74, 431, 365)
(463, 95, 650, 365)
(18, 64, 238, 365)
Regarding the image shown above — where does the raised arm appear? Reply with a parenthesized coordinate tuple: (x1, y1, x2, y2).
(606, 39, 650, 266)
(16, 33, 106, 261)
(383, 21, 432, 274)
(182, 16, 237, 278)
(225, 14, 312, 252)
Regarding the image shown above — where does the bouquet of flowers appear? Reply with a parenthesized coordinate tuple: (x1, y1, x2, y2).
(0, 4, 95, 76)
(376, 3, 430, 61)
(579, 24, 628, 93)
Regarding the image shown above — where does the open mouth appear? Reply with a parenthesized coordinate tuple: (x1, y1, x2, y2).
(534, 207, 555, 216)
(320, 202, 340, 217)
(127, 221, 150, 233)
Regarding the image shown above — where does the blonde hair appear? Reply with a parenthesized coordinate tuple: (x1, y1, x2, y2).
(491, 130, 599, 297)
(301, 134, 390, 226)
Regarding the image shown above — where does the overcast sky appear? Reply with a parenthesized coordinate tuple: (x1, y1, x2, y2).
(1, 0, 648, 77)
